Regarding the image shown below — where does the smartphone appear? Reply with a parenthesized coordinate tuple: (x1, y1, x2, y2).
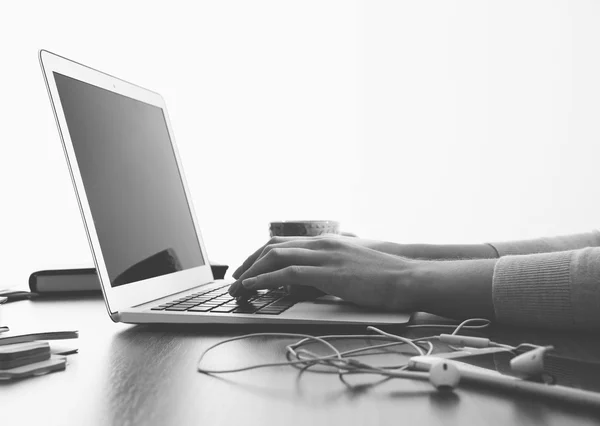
(411, 349, 600, 394)
(453, 350, 600, 393)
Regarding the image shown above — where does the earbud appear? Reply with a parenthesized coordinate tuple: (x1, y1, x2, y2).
(510, 345, 553, 376)
(428, 360, 461, 391)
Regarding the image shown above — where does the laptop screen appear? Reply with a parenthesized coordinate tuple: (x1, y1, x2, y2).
(53, 72, 205, 287)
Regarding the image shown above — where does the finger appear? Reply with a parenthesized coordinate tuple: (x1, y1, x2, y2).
(232, 235, 343, 280)
(251, 238, 329, 268)
(232, 237, 282, 279)
(232, 236, 310, 279)
(237, 247, 325, 283)
(229, 247, 323, 298)
(228, 280, 255, 298)
(241, 265, 324, 291)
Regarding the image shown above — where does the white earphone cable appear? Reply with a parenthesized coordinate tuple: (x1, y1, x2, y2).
(197, 318, 492, 377)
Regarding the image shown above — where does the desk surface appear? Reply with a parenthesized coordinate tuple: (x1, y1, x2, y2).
(1, 298, 599, 426)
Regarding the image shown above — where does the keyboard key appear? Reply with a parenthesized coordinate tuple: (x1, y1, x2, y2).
(210, 306, 237, 313)
(256, 295, 280, 301)
(255, 300, 278, 305)
(232, 306, 258, 314)
(165, 306, 191, 311)
(240, 302, 266, 310)
(151, 307, 166, 311)
(188, 306, 214, 312)
(268, 302, 294, 308)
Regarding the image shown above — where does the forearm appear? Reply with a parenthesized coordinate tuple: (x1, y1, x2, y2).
(412, 258, 497, 320)
(376, 241, 499, 260)
(377, 230, 600, 260)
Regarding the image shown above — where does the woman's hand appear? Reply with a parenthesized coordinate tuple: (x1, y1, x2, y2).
(230, 235, 499, 289)
(231, 235, 401, 280)
(228, 237, 423, 312)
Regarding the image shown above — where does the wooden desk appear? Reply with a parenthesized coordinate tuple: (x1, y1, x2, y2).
(1, 298, 599, 426)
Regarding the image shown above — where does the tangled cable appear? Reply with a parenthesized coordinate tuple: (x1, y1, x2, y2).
(196, 318, 492, 389)
(196, 318, 600, 406)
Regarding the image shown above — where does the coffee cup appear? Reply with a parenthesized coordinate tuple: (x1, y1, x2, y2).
(269, 220, 340, 238)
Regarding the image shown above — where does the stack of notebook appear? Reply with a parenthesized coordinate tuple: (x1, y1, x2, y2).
(0, 331, 78, 380)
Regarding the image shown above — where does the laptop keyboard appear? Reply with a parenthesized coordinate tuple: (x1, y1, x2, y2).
(150, 285, 297, 315)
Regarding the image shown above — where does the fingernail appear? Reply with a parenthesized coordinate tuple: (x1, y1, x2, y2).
(242, 277, 257, 289)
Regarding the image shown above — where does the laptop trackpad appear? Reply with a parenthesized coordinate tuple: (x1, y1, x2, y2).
(284, 295, 409, 324)
(312, 295, 355, 306)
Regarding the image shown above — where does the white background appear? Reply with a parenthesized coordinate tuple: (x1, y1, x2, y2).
(1, 1, 599, 290)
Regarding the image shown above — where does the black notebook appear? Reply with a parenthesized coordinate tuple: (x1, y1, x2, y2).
(29, 264, 229, 294)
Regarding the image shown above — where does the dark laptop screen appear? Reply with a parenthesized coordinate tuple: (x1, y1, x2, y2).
(53, 72, 205, 287)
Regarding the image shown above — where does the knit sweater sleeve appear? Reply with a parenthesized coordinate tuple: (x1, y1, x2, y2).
(487, 231, 600, 330)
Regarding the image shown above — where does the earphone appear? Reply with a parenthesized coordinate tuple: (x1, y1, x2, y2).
(196, 318, 559, 393)
(427, 360, 461, 390)
(196, 320, 600, 408)
(510, 345, 553, 376)
(197, 319, 496, 392)
(196, 318, 553, 392)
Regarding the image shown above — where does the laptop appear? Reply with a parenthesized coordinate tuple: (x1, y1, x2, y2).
(39, 50, 411, 326)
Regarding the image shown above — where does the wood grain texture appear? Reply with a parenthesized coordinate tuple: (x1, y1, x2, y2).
(1, 299, 599, 425)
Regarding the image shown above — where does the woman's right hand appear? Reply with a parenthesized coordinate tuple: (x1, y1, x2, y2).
(228, 236, 424, 311)
(229, 235, 414, 299)
(231, 235, 407, 281)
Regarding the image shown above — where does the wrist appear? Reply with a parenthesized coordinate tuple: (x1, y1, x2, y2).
(389, 259, 429, 311)
(409, 260, 434, 312)
(413, 259, 497, 319)
(372, 241, 414, 258)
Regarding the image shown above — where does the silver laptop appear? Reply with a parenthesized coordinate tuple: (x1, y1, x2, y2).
(39, 50, 410, 326)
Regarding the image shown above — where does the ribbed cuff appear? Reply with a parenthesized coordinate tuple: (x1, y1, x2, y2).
(493, 251, 575, 329)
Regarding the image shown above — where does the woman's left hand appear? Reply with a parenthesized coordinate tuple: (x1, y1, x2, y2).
(229, 237, 423, 312)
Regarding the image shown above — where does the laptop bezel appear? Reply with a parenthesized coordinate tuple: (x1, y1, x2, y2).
(39, 50, 214, 317)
